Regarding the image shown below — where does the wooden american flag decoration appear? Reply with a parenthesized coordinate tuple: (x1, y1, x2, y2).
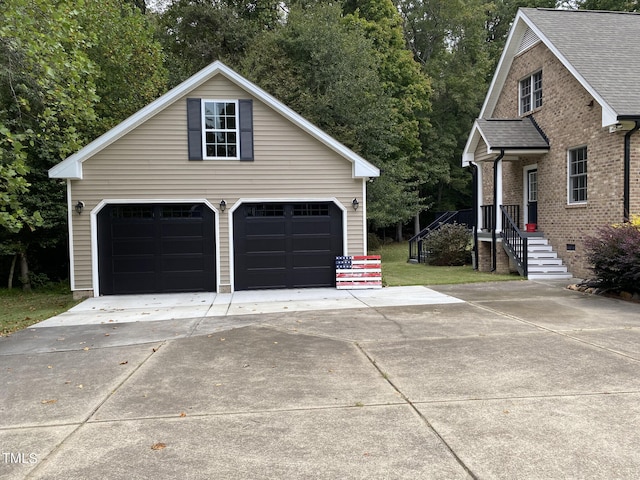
(335, 255, 382, 289)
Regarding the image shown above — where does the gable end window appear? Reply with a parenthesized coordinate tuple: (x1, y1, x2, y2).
(568, 146, 587, 204)
(203, 100, 238, 159)
(519, 71, 542, 115)
(186, 98, 254, 161)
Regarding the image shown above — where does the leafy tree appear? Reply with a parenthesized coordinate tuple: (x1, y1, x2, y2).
(82, 0, 168, 134)
(575, 0, 638, 10)
(0, 0, 166, 289)
(344, 0, 437, 236)
(157, 0, 284, 85)
(398, 0, 491, 215)
(0, 0, 98, 289)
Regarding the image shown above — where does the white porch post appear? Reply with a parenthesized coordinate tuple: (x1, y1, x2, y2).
(495, 158, 503, 233)
(475, 163, 483, 230)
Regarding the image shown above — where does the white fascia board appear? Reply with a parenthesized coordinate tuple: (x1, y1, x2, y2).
(483, 10, 618, 127)
(479, 13, 528, 118)
(222, 66, 380, 178)
(49, 61, 379, 180)
(461, 121, 482, 167)
(49, 62, 226, 180)
(517, 12, 618, 128)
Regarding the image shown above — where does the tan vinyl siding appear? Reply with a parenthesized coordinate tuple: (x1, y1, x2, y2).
(70, 75, 365, 291)
(474, 138, 495, 163)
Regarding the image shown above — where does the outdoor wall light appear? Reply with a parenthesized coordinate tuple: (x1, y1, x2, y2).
(220, 199, 227, 212)
(352, 198, 359, 211)
(75, 201, 85, 215)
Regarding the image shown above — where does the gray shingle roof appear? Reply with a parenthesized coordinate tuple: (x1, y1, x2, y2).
(522, 8, 640, 117)
(476, 118, 549, 150)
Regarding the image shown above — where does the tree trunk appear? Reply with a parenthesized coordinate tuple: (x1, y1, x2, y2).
(396, 221, 403, 242)
(8, 254, 17, 289)
(19, 251, 31, 292)
(414, 214, 420, 236)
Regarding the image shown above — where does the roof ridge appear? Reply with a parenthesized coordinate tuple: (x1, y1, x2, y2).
(527, 7, 640, 16)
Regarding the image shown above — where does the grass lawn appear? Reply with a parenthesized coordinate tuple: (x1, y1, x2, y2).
(0, 284, 81, 336)
(371, 241, 520, 287)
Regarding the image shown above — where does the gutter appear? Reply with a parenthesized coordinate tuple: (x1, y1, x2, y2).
(623, 120, 640, 222)
(469, 162, 479, 270)
(492, 150, 505, 272)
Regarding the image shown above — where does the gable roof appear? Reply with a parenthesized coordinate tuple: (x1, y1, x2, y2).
(481, 8, 640, 128)
(49, 61, 380, 180)
(463, 118, 550, 165)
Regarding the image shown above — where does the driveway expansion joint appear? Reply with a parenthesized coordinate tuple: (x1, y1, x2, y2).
(355, 342, 479, 480)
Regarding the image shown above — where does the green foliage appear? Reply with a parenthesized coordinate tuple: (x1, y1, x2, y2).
(82, 0, 168, 134)
(345, 0, 436, 228)
(575, 0, 638, 10)
(422, 223, 471, 266)
(398, 0, 491, 212)
(584, 221, 640, 294)
(0, 0, 167, 281)
(0, 128, 42, 233)
(157, 0, 283, 85)
(0, 0, 97, 259)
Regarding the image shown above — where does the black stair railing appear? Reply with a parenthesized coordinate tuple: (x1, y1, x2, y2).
(481, 205, 494, 231)
(408, 211, 459, 263)
(500, 205, 528, 277)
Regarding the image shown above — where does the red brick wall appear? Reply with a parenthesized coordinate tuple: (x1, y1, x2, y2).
(475, 42, 640, 279)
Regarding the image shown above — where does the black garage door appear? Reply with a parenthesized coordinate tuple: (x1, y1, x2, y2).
(98, 204, 216, 295)
(234, 202, 343, 290)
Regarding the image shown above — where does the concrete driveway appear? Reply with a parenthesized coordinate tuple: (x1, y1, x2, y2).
(1, 281, 640, 479)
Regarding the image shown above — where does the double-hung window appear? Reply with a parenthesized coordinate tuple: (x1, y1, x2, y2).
(519, 71, 542, 115)
(203, 100, 239, 159)
(568, 146, 587, 204)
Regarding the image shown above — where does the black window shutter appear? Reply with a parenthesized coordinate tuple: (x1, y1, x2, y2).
(239, 99, 254, 161)
(186, 98, 202, 161)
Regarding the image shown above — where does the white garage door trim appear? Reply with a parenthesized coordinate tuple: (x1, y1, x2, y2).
(90, 198, 221, 297)
(228, 197, 348, 293)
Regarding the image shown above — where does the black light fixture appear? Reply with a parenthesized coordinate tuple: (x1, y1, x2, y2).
(219, 199, 227, 212)
(352, 198, 359, 211)
(75, 201, 84, 215)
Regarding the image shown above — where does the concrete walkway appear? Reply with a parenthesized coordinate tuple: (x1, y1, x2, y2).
(1, 281, 640, 479)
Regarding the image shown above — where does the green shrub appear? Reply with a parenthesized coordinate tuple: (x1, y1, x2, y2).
(584, 221, 640, 294)
(423, 223, 471, 266)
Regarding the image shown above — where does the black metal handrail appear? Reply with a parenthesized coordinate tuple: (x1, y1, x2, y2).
(500, 205, 528, 277)
(480, 205, 494, 231)
(408, 211, 458, 263)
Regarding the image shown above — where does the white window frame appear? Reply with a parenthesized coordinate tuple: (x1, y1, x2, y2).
(519, 70, 542, 116)
(202, 99, 240, 160)
(567, 145, 588, 205)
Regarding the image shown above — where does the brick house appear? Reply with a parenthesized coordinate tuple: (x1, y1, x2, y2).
(462, 8, 640, 280)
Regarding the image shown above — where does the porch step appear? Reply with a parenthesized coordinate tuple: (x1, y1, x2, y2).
(526, 237, 572, 280)
(527, 271, 574, 280)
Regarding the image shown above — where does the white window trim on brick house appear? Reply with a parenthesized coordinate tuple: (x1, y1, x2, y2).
(519, 70, 542, 116)
(567, 145, 588, 205)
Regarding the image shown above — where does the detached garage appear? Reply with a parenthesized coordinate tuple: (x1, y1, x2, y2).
(49, 62, 379, 298)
